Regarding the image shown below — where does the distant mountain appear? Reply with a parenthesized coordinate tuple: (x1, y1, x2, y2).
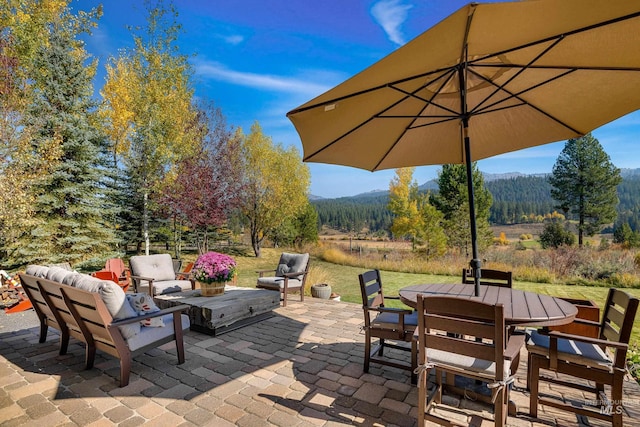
(352, 189, 388, 199)
(311, 170, 640, 232)
(314, 169, 640, 201)
(620, 168, 640, 178)
(482, 172, 548, 181)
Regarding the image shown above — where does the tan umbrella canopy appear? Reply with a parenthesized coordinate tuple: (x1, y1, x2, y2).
(287, 0, 640, 295)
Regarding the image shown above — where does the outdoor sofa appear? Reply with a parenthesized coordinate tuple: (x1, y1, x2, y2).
(19, 264, 189, 386)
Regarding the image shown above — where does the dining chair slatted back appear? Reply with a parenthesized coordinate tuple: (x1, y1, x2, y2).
(527, 287, 639, 427)
(416, 295, 523, 427)
(462, 268, 512, 288)
(358, 269, 417, 383)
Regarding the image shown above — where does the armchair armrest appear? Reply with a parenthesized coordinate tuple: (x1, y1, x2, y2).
(282, 271, 305, 279)
(128, 274, 155, 293)
(176, 270, 192, 280)
(366, 306, 413, 315)
(110, 304, 189, 326)
(504, 332, 526, 361)
(256, 269, 276, 278)
(547, 330, 629, 369)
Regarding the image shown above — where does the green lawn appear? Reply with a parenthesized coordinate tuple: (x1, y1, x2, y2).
(233, 247, 640, 345)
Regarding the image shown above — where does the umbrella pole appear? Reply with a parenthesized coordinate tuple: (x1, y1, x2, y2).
(462, 120, 481, 297)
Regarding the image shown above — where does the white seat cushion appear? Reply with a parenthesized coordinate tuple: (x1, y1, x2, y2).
(126, 313, 190, 351)
(257, 277, 302, 289)
(526, 329, 613, 371)
(426, 348, 512, 379)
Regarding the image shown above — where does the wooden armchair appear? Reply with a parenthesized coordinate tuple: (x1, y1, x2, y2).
(256, 252, 310, 306)
(463, 268, 512, 288)
(358, 269, 417, 383)
(527, 288, 639, 427)
(415, 295, 524, 427)
(129, 254, 195, 296)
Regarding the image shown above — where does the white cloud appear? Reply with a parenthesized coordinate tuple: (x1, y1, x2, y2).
(222, 34, 244, 45)
(371, 0, 414, 46)
(193, 59, 334, 97)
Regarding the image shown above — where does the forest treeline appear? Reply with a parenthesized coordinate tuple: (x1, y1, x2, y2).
(312, 174, 640, 234)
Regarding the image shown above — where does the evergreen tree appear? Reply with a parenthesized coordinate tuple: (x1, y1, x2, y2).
(8, 16, 119, 268)
(549, 133, 621, 246)
(430, 163, 493, 254)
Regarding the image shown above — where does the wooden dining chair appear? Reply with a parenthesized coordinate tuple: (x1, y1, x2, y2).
(415, 294, 524, 427)
(462, 268, 512, 288)
(527, 288, 639, 427)
(358, 269, 417, 383)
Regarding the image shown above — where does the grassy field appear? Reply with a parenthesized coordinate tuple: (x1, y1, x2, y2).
(231, 247, 640, 346)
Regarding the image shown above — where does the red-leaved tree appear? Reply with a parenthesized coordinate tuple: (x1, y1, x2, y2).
(160, 103, 243, 255)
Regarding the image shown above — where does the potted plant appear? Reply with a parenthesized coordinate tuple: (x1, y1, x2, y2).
(192, 251, 236, 297)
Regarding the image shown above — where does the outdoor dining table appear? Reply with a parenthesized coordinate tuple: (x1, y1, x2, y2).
(399, 283, 579, 416)
(399, 283, 578, 327)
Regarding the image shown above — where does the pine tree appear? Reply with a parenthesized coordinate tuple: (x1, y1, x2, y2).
(549, 133, 621, 246)
(8, 16, 119, 268)
(430, 163, 493, 255)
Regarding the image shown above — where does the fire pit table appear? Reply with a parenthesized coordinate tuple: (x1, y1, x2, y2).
(154, 286, 280, 336)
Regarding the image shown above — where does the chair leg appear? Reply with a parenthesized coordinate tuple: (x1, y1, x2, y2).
(173, 313, 185, 364)
(612, 372, 624, 427)
(120, 357, 131, 387)
(410, 339, 417, 384)
(85, 343, 96, 370)
(282, 290, 287, 307)
(363, 332, 371, 373)
(494, 386, 506, 427)
(417, 365, 427, 427)
(59, 329, 69, 355)
(39, 323, 48, 344)
(529, 355, 541, 418)
(378, 338, 385, 356)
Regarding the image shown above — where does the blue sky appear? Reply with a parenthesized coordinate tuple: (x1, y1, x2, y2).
(75, 0, 640, 199)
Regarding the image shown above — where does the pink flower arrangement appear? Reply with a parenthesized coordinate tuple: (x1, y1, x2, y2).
(192, 251, 237, 284)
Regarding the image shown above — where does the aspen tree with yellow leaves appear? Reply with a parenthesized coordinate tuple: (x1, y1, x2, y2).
(100, 0, 197, 255)
(238, 122, 311, 257)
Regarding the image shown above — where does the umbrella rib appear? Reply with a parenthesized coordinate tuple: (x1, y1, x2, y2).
(470, 36, 564, 115)
(287, 66, 458, 116)
(387, 85, 459, 117)
(303, 69, 458, 164)
(473, 63, 640, 73)
(467, 67, 584, 135)
(372, 68, 461, 171)
(471, 67, 577, 115)
(290, 10, 640, 117)
(464, 10, 640, 70)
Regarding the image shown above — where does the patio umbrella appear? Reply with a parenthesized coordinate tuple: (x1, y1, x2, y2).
(286, 0, 640, 295)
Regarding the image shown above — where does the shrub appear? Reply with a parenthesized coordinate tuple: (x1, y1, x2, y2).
(321, 247, 351, 265)
(540, 222, 575, 249)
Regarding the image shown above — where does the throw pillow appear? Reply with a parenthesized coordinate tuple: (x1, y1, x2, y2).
(127, 293, 164, 327)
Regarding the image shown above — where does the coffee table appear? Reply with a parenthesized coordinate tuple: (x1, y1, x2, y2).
(154, 286, 280, 336)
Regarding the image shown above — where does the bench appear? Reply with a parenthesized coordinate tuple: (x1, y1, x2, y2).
(19, 265, 190, 387)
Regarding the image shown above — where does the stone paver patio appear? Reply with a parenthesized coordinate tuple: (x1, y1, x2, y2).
(1, 298, 640, 426)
